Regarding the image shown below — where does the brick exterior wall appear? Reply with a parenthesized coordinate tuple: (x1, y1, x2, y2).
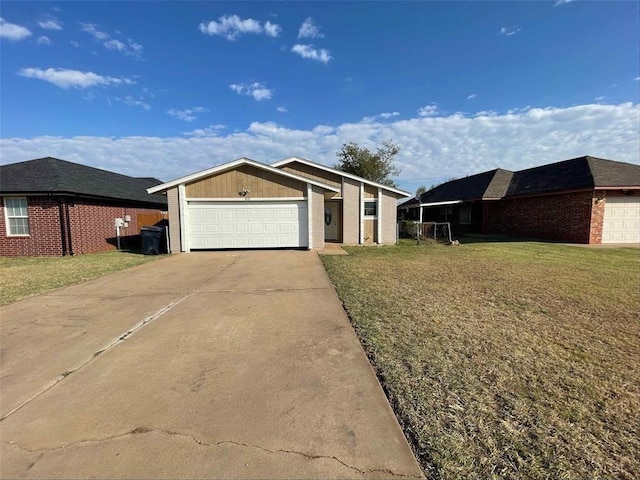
(486, 190, 597, 244)
(589, 193, 605, 244)
(1, 195, 165, 257)
(342, 178, 361, 244)
(0, 196, 63, 256)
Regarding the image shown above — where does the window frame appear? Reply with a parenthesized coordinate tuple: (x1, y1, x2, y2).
(459, 204, 472, 225)
(363, 199, 378, 218)
(4, 197, 30, 237)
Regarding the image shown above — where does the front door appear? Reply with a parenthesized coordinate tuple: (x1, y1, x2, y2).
(324, 201, 339, 241)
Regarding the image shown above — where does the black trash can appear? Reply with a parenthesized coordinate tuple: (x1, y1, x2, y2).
(141, 226, 163, 255)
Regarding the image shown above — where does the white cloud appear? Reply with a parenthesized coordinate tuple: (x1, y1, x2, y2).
(230, 82, 273, 101)
(104, 39, 126, 51)
(167, 106, 209, 122)
(362, 112, 400, 122)
(467, 93, 477, 100)
(2, 103, 637, 190)
(291, 44, 332, 64)
(594, 96, 606, 103)
(635, 77, 640, 81)
(276, 106, 288, 113)
(554, 0, 574, 6)
(80, 22, 109, 40)
(298, 17, 324, 39)
(417, 104, 439, 117)
(38, 19, 62, 30)
(80, 22, 143, 58)
(263, 21, 281, 38)
(18, 67, 133, 89)
(0, 17, 32, 41)
(37, 36, 52, 45)
(199, 15, 281, 41)
(183, 124, 227, 137)
(70, 40, 79, 47)
(120, 96, 151, 110)
(500, 26, 521, 36)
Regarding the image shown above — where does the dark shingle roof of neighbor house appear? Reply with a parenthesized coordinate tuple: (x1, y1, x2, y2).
(506, 156, 640, 196)
(398, 196, 421, 208)
(419, 168, 514, 204)
(0, 157, 167, 206)
(418, 156, 640, 204)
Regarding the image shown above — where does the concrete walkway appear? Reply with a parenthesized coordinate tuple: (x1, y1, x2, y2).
(0, 251, 423, 479)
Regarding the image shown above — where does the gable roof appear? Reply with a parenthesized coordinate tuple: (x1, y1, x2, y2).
(0, 157, 167, 206)
(271, 156, 411, 198)
(147, 157, 341, 194)
(418, 156, 640, 205)
(419, 168, 514, 204)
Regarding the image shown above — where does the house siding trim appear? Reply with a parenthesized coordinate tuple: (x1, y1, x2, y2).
(359, 182, 364, 244)
(178, 184, 188, 252)
(307, 184, 313, 249)
(377, 187, 382, 244)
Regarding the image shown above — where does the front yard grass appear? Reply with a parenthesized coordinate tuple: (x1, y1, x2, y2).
(321, 240, 640, 480)
(0, 251, 161, 306)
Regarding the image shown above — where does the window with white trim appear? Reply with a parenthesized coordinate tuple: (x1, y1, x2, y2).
(4, 197, 30, 236)
(364, 200, 377, 217)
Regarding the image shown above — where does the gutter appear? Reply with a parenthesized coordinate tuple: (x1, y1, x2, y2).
(64, 200, 74, 256)
(420, 200, 464, 207)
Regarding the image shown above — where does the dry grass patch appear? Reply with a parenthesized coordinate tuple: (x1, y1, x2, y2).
(0, 251, 161, 306)
(321, 241, 640, 480)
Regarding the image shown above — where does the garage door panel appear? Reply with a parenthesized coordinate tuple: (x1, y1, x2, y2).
(188, 201, 308, 250)
(602, 197, 640, 243)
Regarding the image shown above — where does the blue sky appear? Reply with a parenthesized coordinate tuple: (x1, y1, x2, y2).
(1, 1, 638, 193)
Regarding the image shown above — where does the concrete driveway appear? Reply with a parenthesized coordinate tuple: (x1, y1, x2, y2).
(0, 251, 423, 479)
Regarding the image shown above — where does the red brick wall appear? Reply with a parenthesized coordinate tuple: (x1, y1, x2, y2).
(589, 193, 605, 244)
(1, 195, 165, 257)
(66, 199, 164, 255)
(486, 190, 596, 244)
(0, 196, 63, 256)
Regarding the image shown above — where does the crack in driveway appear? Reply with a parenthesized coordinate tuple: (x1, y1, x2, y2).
(0, 256, 243, 422)
(3, 426, 422, 478)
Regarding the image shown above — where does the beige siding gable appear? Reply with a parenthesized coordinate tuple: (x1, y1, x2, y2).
(185, 164, 306, 198)
(363, 184, 377, 198)
(281, 162, 343, 191)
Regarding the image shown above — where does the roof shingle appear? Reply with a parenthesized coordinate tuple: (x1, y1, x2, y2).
(0, 157, 167, 206)
(419, 156, 640, 204)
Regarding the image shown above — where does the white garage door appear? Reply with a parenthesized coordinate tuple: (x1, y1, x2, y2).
(602, 197, 640, 243)
(188, 201, 308, 250)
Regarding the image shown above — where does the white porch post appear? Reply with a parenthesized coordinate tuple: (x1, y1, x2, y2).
(359, 182, 364, 244)
(377, 187, 382, 244)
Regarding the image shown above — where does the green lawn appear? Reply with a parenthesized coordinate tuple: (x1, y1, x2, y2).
(321, 240, 640, 480)
(0, 251, 161, 306)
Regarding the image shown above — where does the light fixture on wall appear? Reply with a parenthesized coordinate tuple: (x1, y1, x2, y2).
(239, 188, 250, 197)
(595, 196, 605, 204)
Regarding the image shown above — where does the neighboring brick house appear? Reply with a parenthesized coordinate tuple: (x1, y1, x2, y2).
(0, 157, 167, 256)
(398, 156, 640, 244)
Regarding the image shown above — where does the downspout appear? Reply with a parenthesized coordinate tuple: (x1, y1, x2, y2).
(58, 198, 68, 256)
(65, 200, 75, 255)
